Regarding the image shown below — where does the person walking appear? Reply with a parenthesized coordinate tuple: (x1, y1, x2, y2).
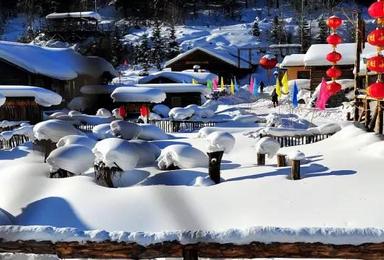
(271, 88, 279, 107)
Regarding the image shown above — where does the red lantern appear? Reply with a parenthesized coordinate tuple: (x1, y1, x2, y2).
(327, 81, 342, 94)
(259, 55, 278, 70)
(368, 1, 384, 19)
(367, 81, 384, 99)
(367, 55, 384, 73)
(326, 66, 342, 78)
(326, 51, 342, 63)
(326, 16, 342, 30)
(367, 28, 384, 47)
(119, 105, 127, 119)
(327, 33, 342, 46)
(140, 105, 150, 117)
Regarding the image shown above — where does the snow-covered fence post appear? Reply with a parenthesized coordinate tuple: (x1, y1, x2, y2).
(288, 150, 305, 180)
(205, 131, 235, 184)
(276, 153, 287, 167)
(254, 137, 280, 166)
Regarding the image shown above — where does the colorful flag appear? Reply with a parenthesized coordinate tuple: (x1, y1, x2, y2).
(282, 72, 289, 94)
(316, 78, 331, 110)
(275, 77, 282, 97)
(213, 78, 218, 90)
(192, 78, 198, 85)
(220, 77, 225, 90)
(207, 80, 213, 91)
(291, 81, 299, 108)
(230, 79, 235, 95)
(234, 77, 239, 93)
(253, 77, 259, 96)
(249, 76, 254, 93)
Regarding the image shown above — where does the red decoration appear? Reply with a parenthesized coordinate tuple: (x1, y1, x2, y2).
(326, 33, 342, 46)
(140, 105, 150, 117)
(367, 55, 384, 73)
(119, 105, 127, 119)
(326, 16, 342, 30)
(259, 55, 278, 70)
(368, 0, 384, 19)
(367, 28, 384, 47)
(326, 66, 342, 78)
(326, 51, 342, 63)
(327, 81, 342, 94)
(367, 81, 384, 99)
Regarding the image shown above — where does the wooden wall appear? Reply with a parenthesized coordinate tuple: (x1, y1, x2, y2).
(285, 66, 310, 81)
(0, 97, 42, 123)
(308, 65, 354, 91)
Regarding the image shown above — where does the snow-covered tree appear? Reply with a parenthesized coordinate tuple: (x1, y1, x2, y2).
(136, 34, 151, 71)
(316, 18, 328, 44)
(252, 18, 261, 37)
(166, 24, 180, 59)
(298, 19, 311, 52)
(150, 20, 166, 70)
(271, 16, 286, 44)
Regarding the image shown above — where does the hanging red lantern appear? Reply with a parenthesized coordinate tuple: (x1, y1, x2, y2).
(368, 0, 384, 19)
(327, 81, 342, 94)
(326, 33, 342, 46)
(367, 81, 384, 99)
(119, 105, 127, 119)
(140, 105, 150, 117)
(326, 51, 342, 63)
(326, 66, 342, 78)
(326, 16, 342, 30)
(367, 55, 384, 73)
(259, 54, 278, 70)
(367, 28, 384, 47)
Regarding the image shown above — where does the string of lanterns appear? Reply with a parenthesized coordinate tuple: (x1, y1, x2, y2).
(366, 0, 384, 99)
(325, 15, 343, 95)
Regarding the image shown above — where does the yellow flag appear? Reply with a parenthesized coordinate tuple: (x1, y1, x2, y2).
(282, 72, 289, 94)
(276, 77, 281, 97)
(230, 79, 235, 95)
(220, 77, 225, 90)
(192, 79, 198, 85)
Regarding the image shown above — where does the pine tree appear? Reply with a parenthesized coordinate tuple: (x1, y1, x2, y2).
(137, 34, 151, 72)
(271, 16, 286, 44)
(150, 20, 166, 70)
(166, 24, 180, 59)
(252, 18, 260, 37)
(316, 18, 328, 44)
(299, 19, 311, 52)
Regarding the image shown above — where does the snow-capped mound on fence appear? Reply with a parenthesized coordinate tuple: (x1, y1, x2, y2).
(138, 124, 170, 140)
(96, 108, 112, 117)
(0, 86, 62, 107)
(157, 144, 208, 170)
(288, 150, 306, 161)
(255, 137, 280, 158)
(206, 131, 235, 153)
(152, 104, 170, 118)
(110, 120, 142, 140)
(70, 114, 113, 125)
(56, 135, 97, 150)
(68, 110, 82, 116)
(33, 120, 84, 142)
(92, 138, 139, 171)
(0, 120, 27, 128)
(92, 123, 114, 140)
(0, 124, 34, 141)
(48, 112, 67, 119)
(169, 107, 195, 120)
(47, 144, 95, 175)
(265, 113, 310, 129)
(130, 140, 161, 167)
(186, 104, 215, 119)
(312, 123, 342, 135)
(197, 127, 218, 138)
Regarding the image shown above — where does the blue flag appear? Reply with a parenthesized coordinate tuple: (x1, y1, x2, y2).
(292, 81, 299, 108)
(234, 77, 239, 93)
(253, 77, 259, 96)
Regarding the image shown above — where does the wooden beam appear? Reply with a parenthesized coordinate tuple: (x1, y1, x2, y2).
(368, 104, 379, 132)
(364, 99, 371, 129)
(2, 240, 384, 259)
(377, 101, 384, 135)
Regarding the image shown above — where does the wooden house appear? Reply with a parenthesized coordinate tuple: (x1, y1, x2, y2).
(279, 54, 310, 81)
(164, 47, 255, 81)
(0, 41, 117, 107)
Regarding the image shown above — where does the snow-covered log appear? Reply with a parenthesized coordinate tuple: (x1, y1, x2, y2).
(206, 131, 235, 153)
(157, 144, 208, 170)
(56, 135, 97, 150)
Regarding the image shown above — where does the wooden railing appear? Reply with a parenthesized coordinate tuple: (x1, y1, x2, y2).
(74, 124, 97, 132)
(148, 119, 219, 133)
(0, 135, 30, 150)
(260, 133, 334, 147)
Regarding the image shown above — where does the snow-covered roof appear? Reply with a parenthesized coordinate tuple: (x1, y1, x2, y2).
(138, 71, 218, 84)
(46, 11, 102, 21)
(135, 83, 211, 95)
(111, 87, 166, 103)
(304, 43, 357, 67)
(0, 41, 117, 81)
(280, 54, 305, 67)
(0, 86, 62, 107)
(164, 47, 251, 69)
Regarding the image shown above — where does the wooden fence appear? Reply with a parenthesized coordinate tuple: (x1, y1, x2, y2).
(148, 119, 219, 133)
(260, 133, 334, 147)
(0, 135, 30, 150)
(74, 124, 97, 132)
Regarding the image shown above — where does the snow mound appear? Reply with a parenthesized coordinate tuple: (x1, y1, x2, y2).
(0, 210, 12, 225)
(0, 124, 34, 141)
(206, 131, 235, 153)
(201, 99, 221, 111)
(169, 107, 195, 120)
(92, 138, 139, 170)
(157, 144, 208, 170)
(130, 140, 161, 167)
(361, 141, 384, 158)
(92, 124, 114, 140)
(56, 135, 97, 150)
(186, 104, 215, 119)
(254, 137, 281, 158)
(70, 114, 113, 125)
(33, 120, 84, 142)
(193, 176, 215, 187)
(47, 144, 95, 175)
(197, 127, 218, 138)
(138, 124, 170, 140)
(152, 104, 171, 118)
(288, 150, 306, 161)
(110, 120, 142, 140)
(232, 114, 259, 123)
(96, 108, 112, 117)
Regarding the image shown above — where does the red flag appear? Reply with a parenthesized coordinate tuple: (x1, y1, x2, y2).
(316, 78, 331, 110)
(140, 105, 149, 117)
(119, 105, 127, 118)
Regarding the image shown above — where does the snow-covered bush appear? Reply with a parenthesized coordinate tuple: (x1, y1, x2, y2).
(152, 104, 170, 118)
(206, 131, 235, 153)
(130, 140, 161, 167)
(92, 123, 114, 140)
(33, 119, 84, 143)
(168, 107, 195, 120)
(96, 108, 112, 117)
(254, 137, 280, 158)
(138, 124, 170, 140)
(197, 127, 218, 138)
(56, 135, 97, 150)
(0, 124, 34, 141)
(288, 150, 306, 161)
(46, 144, 95, 177)
(110, 120, 142, 140)
(157, 144, 208, 170)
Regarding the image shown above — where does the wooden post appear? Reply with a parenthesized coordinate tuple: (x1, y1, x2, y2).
(364, 99, 371, 129)
(377, 101, 383, 135)
(257, 153, 266, 166)
(183, 247, 198, 260)
(207, 151, 224, 184)
(277, 154, 286, 167)
(291, 160, 301, 180)
(368, 103, 379, 132)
